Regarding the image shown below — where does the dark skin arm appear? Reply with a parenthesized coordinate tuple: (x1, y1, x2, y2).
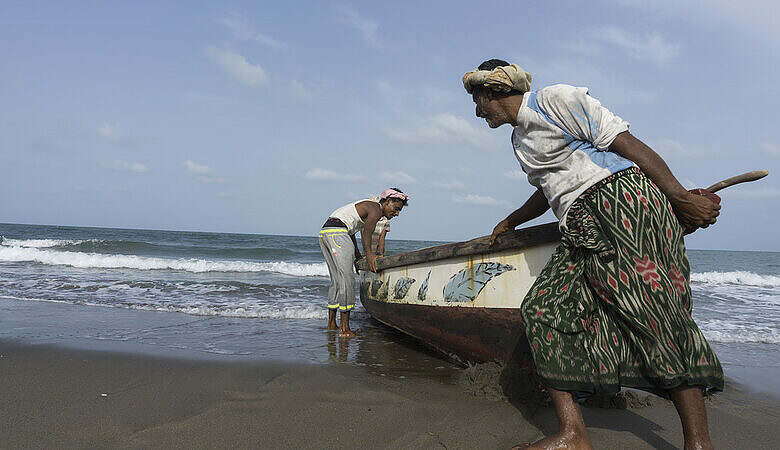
(609, 131, 720, 229)
(489, 188, 550, 245)
(354, 201, 383, 273)
(377, 229, 387, 256)
(490, 132, 720, 244)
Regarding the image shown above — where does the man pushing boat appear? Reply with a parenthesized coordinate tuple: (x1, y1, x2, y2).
(464, 59, 723, 449)
(319, 189, 409, 338)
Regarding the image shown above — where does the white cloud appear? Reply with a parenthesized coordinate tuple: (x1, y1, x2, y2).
(560, 40, 603, 58)
(106, 160, 148, 173)
(522, 58, 656, 106)
(594, 26, 680, 65)
(375, 80, 464, 118)
(290, 80, 313, 100)
(336, 6, 379, 47)
(385, 114, 497, 152)
(453, 194, 510, 207)
(761, 142, 780, 159)
(205, 46, 266, 86)
(183, 160, 211, 174)
(680, 178, 698, 190)
(97, 124, 118, 140)
(254, 34, 286, 50)
(504, 169, 526, 180)
(381, 171, 417, 184)
(217, 12, 286, 50)
(432, 180, 467, 190)
(183, 160, 225, 183)
(610, 0, 780, 44)
(197, 176, 225, 184)
(304, 168, 367, 182)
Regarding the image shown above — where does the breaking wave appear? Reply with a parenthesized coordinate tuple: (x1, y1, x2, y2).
(0, 237, 96, 248)
(0, 246, 328, 276)
(0, 294, 369, 320)
(0, 236, 305, 259)
(698, 319, 780, 344)
(691, 271, 780, 288)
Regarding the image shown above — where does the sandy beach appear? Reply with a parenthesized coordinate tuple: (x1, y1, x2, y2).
(2, 340, 777, 449)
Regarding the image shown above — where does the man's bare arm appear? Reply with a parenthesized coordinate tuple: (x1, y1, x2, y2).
(377, 230, 387, 256)
(609, 131, 720, 229)
(490, 188, 549, 245)
(356, 202, 382, 272)
(350, 234, 360, 259)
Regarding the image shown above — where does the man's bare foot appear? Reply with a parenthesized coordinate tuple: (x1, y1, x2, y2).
(338, 328, 360, 338)
(326, 322, 338, 331)
(337, 310, 359, 338)
(513, 429, 592, 450)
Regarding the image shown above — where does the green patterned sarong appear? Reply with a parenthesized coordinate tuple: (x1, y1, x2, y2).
(522, 168, 723, 398)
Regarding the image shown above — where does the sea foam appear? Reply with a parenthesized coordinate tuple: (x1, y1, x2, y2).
(0, 294, 368, 320)
(0, 246, 329, 276)
(691, 271, 780, 288)
(698, 319, 780, 344)
(0, 237, 93, 248)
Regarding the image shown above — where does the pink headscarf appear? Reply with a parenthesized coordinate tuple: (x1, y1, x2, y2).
(380, 189, 409, 203)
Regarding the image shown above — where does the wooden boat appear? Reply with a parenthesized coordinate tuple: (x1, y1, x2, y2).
(357, 171, 770, 366)
(357, 222, 561, 365)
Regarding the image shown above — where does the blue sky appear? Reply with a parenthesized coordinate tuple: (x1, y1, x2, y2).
(1, 0, 779, 251)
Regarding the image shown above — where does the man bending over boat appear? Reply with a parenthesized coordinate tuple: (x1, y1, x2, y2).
(319, 189, 409, 338)
(464, 59, 722, 449)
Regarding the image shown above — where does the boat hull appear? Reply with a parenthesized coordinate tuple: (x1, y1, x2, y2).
(360, 294, 530, 364)
(358, 223, 561, 365)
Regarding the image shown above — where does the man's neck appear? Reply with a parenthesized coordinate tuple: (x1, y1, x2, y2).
(500, 94, 524, 127)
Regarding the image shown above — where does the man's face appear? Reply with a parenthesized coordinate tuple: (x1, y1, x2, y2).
(473, 90, 506, 128)
(383, 200, 404, 219)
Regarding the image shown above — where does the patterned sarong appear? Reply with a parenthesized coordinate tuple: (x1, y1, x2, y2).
(522, 168, 723, 398)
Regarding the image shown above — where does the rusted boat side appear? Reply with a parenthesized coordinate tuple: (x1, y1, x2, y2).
(359, 292, 530, 364)
(357, 222, 562, 365)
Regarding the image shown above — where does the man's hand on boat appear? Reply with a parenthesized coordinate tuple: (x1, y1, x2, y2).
(490, 188, 551, 246)
(489, 219, 515, 246)
(356, 253, 378, 273)
(366, 253, 378, 272)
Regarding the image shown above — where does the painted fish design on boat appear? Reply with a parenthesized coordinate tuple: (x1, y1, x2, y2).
(393, 277, 416, 299)
(443, 262, 514, 303)
(370, 279, 384, 297)
(417, 271, 431, 301)
(376, 278, 389, 300)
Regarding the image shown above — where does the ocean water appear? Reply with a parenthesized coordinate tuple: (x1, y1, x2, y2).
(1, 223, 778, 393)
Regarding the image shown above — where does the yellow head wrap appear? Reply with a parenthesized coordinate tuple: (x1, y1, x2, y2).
(462, 64, 532, 95)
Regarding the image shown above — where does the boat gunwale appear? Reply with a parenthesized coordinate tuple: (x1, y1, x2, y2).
(357, 221, 561, 271)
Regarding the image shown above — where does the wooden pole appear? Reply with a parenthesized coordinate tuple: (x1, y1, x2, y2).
(705, 170, 768, 193)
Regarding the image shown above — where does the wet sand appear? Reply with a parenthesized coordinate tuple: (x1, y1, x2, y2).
(1, 340, 778, 449)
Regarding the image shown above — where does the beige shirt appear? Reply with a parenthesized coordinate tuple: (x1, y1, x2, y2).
(329, 198, 379, 235)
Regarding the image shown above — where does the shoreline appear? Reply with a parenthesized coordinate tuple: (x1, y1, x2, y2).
(3, 293, 778, 398)
(2, 339, 778, 448)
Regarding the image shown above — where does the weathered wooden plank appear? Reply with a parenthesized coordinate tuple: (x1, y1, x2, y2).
(357, 221, 561, 271)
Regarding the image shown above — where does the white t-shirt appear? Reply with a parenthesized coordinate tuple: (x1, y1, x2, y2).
(512, 84, 633, 229)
